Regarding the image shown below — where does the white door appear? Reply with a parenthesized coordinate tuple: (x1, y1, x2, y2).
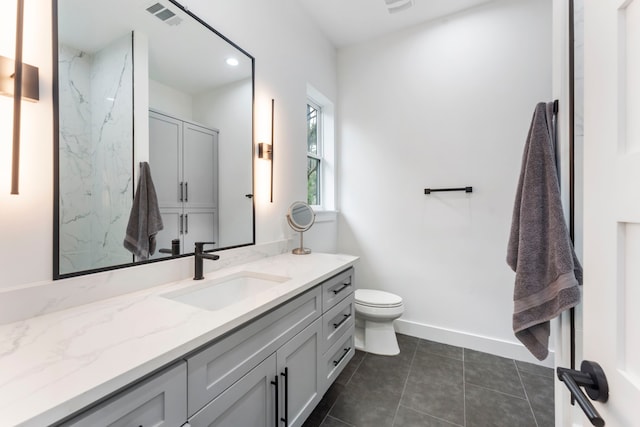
(581, 0, 640, 425)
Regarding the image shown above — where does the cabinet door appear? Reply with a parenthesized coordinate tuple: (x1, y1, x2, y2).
(188, 354, 277, 427)
(183, 210, 217, 252)
(61, 362, 187, 427)
(149, 112, 182, 208)
(183, 122, 218, 209)
(276, 318, 323, 427)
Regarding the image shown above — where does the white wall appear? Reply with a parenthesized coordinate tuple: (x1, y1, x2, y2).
(337, 0, 553, 363)
(149, 79, 194, 119)
(0, 0, 336, 296)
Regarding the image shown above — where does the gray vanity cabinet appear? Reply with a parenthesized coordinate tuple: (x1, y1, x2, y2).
(60, 361, 187, 427)
(186, 268, 356, 427)
(149, 110, 219, 257)
(58, 267, 355, 427)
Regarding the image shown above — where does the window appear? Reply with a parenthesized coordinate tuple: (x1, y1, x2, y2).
(305, 84, 335, 211)
(307, 101, 322, 205)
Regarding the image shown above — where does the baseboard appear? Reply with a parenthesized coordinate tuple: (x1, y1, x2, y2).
(394, 318, 555, 368)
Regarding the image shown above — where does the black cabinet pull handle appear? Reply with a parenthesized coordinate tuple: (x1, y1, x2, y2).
(185, 214, 188, 234)
(333, 347, 351, 366)
(179, 214, 184, 235)
(333, 313, 351, 329)
(185, 182, 188, 202)
(271, 375, 279, 427)
(180, 182, 184, 202)
(280, 367, 288, 426)
(332, 281, 351, 295)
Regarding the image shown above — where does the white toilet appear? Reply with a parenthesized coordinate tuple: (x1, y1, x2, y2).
(354, 289, 404, 356)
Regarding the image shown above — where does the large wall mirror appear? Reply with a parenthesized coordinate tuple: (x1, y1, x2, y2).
(53, 0, 255, 279)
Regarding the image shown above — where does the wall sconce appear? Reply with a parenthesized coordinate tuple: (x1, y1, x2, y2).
(257, 98, 274, 203)
(258, 142, 272, 160)
(0, 0, 39, 195)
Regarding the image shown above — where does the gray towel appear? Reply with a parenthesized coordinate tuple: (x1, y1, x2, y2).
(507, 102, 582, 360)
(124, 162, 164, 260)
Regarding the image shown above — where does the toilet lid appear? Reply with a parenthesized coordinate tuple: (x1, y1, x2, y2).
(355, 289, 403, 308)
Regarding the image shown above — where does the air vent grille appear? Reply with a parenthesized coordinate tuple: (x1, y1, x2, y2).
(146, 2, 183, 26)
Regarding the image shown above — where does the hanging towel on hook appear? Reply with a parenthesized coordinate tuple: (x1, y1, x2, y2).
(507, 102, 582, 361)
(124, 162, 164, 260)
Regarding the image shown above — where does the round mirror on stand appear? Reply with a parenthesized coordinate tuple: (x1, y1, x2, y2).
(286, 201, 316, 255)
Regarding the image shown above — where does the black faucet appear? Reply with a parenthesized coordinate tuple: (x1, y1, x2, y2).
(159, 239, 181, 256)
(194, 242, 219, 280)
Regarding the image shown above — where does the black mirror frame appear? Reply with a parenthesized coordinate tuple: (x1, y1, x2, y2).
(52, 0, 256, 280)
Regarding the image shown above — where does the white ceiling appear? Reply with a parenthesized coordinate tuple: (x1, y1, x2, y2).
(297, 0, 496, 47)
(59, 0, 252, 94)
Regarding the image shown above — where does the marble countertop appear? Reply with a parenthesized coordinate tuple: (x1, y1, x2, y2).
(0, 253, 358, 427)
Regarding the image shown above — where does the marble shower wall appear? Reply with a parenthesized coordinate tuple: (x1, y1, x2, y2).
(58, 34, 134, 275)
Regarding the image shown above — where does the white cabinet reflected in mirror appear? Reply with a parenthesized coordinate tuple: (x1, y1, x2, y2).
(54, 0, 254, 278)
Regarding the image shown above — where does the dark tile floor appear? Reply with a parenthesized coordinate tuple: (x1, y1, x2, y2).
(304, 334, 554, 427)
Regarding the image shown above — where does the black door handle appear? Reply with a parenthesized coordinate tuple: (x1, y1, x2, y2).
(280, 367, 288, 426)
(557, 360, 608, 427)
(271, 375, 279, 427)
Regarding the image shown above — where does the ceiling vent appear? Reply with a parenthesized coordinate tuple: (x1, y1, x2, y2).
(384, 0, 414, 14)
(146, 2, 183, 26)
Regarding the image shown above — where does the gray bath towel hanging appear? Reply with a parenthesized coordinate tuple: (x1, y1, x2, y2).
(124, 162, 164, 260)
(506, 102, 582, 361)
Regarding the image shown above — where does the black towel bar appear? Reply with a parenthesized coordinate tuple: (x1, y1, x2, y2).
(424, 186, 472, 195)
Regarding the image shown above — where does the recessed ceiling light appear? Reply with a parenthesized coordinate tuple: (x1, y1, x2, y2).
(226, 57, 239, 67)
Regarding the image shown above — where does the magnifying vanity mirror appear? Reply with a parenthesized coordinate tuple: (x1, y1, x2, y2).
(286, 202, 315, 255)
(53, 0, 255, 279)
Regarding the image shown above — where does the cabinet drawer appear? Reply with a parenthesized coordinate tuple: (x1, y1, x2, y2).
(61, 362, 187, 427)
(321, 268, 354, 311)
(187, 286, 322, 416)
(322, 332, 354, 391)
(322, 292, 355, 354)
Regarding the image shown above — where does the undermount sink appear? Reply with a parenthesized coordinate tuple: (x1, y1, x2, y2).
(161, 271, 291, 311)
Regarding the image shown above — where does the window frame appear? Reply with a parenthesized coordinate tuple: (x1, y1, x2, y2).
(307, 99, 323, 207)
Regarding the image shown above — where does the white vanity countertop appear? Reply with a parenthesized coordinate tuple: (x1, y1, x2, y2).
(0, 252, 358, 427)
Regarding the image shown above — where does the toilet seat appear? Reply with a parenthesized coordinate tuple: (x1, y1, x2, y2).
(355, 289, 403, 308)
